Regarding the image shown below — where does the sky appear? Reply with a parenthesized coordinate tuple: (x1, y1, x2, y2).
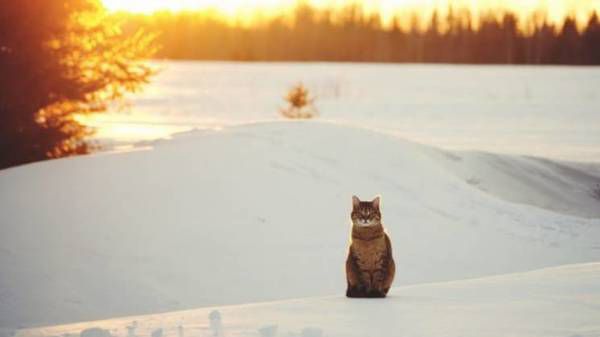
(102, 0, 600, 27)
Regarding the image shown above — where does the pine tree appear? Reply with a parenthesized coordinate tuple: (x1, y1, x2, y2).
(0, 0, 155, 168)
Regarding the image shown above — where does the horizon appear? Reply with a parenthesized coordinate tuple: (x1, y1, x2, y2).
(102, 0, 600, 29)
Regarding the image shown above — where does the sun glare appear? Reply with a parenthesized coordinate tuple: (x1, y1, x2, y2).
(76, 113, 190, 141)
(102, 0, 600, 26)
(102, 0, 291, 15)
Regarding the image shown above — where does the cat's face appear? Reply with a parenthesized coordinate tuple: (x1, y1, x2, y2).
(351, 195, 381, 227)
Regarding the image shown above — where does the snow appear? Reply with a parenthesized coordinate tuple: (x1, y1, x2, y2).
(438, 151, 600, 218)
(16, 262, 600, 337)
(94, 61, 600, 162)
(1, 121, 599, 329)
(80, 328, 111, 337)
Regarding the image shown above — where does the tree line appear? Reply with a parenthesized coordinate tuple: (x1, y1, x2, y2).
(119, 4, 600, 64)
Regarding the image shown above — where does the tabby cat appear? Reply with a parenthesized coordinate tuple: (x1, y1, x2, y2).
(346, 195, 395, 298)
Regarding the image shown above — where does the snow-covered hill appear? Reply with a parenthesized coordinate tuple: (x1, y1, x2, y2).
(436, 150, 600, 218)
(94, 61, 600, 163)
(16, 262, 600, 337)
(1, 121, 599, 328)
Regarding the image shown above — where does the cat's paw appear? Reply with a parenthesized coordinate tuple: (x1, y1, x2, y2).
(346, 286, 367, 298)
(366, 289, 387, 298)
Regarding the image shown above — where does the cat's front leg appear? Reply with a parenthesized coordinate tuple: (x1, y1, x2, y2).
(367, 270, 387, 298)
(346, 249, 364, 297)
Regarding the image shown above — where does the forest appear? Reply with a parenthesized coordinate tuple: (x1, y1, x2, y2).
(119, 3, 600, 64)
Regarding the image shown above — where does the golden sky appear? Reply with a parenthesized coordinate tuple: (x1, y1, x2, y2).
(102, 0, 600, 25)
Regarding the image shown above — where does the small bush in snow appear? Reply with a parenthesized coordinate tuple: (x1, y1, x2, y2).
(280, 83, 317, 119)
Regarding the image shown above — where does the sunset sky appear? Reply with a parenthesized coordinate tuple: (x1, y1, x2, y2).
(102, 0, 600, 26)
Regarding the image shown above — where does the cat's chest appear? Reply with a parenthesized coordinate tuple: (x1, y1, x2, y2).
(351, 237, 386, 269)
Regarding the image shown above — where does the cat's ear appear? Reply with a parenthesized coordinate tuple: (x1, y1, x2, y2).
(352, 195, 360, 209)
(372, 196, 381, 209)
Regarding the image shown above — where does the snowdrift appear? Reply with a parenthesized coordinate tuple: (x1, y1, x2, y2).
(17, 263, 600, 337)
(438, 150, 600, 218)
(1, 121, 599, 328)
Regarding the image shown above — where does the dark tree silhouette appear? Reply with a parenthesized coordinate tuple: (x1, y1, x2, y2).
(117, 4, 600, 65)
(557, 17, 581, 64)
(0, 0, 155, 169)
(583, 12, 600, 64)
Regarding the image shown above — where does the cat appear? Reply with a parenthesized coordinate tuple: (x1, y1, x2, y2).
(346, 195, 395, 298)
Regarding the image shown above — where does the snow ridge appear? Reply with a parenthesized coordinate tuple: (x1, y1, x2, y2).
(1, 121, 599, 329)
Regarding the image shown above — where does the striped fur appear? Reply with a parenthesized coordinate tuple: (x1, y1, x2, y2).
(346, 196, 395, 298)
